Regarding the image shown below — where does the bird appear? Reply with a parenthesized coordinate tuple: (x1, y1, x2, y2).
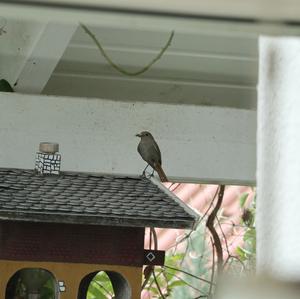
(136, 131, 168, 182)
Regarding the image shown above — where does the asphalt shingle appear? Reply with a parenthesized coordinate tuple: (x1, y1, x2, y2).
(0, 168, 198, 229)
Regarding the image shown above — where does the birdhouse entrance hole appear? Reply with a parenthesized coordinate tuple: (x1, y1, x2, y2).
(78, 271, 131, 299)
(5, 268, 58, 299)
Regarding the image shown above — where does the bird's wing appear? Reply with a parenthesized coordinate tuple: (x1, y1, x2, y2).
(137, 136, 162, 168)
(152, 140, 162, 165)
(137, 142, 143, 156)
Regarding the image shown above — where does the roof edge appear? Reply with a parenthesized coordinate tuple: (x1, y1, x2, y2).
(0, 211, 195, 230)
(150, 177, 200, 229)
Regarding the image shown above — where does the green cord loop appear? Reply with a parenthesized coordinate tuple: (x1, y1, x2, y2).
(80, 23, 175, 76)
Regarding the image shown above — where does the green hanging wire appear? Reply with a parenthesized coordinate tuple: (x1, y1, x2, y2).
(80, 23, 175, 76)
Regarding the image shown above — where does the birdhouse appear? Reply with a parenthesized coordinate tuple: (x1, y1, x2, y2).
(0, 143, 198, 299)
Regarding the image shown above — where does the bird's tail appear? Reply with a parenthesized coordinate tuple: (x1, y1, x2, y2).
(154, 163, 168, 182)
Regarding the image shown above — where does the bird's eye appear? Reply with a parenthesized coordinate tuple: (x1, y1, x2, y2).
(145, 133, 149, 136)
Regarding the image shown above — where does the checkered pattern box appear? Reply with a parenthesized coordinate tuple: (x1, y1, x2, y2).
(35, 152, 61, 175)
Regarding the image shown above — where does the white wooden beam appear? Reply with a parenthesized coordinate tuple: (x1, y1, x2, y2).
(1, 2, 300, 38)
(0, 19, 77, 94)
(0, 93, 256, 184)
(0, 18, 43, 87)
(2, 0, 300, 22)
(43, 73, 257, 110)
(14, 22, 77, 94)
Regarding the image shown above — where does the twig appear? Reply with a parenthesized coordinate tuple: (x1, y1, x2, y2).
(216, 215, 230, 258)
(169, 272, 204, 293)
(221, 222, 255, 229)
(150, 229, 164, 297)
(149, 228, 153, 249)
(92, 280, 113, 297)
(208, 237, 216, 299)
(167, 185, 219, 257)
(206, 185, 225, 276)
(172, 231, 192, 252)
(224, 255, 245, 271)
(144, 268, 164, 290)
(213, 216, 245, 288)
(199, 186, 220, 224)
(80, 23, 174, 76)
(168, 182, 181, 192)
(142, 228, 158, 290)
(150, 227, 158, 250)
(169, 186, 220, 255)
(164, 265, 215, 286)
(152, 269, 166, 299)
(162, 269, 171, 297)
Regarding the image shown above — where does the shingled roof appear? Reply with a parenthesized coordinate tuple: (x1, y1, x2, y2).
(0, 168, 198, 229)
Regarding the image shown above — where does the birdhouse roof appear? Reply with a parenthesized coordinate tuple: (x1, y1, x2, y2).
(0, 168, 198, 229)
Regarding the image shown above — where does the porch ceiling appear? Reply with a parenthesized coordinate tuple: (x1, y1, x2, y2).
(2, 3, 300, 110)
(43, 21, 259, 110)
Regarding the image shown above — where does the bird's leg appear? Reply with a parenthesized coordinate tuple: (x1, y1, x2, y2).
(142, 164, 150, 177)
(150, 168, 155, 177)
(145, 168, 154, 179)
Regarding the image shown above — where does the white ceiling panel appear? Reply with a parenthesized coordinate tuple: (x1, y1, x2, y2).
(43, 23, 258, 109)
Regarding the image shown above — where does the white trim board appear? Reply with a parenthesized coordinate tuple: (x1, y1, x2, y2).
(0, 92, 256, 185)
(1, 4, 300, 37)
(2, 0, 300, 21)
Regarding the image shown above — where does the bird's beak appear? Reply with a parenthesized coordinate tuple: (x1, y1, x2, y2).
(136, 133, 141, 137)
